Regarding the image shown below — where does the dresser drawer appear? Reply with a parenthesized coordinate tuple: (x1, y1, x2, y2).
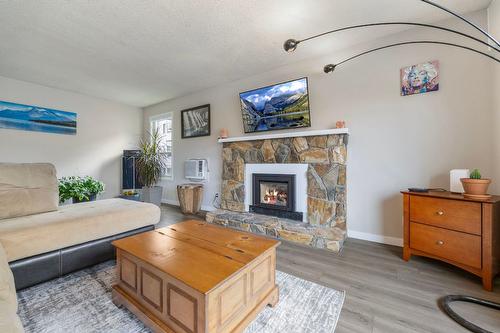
(410, 222, 481, 269)
(410, 196, 481, 235)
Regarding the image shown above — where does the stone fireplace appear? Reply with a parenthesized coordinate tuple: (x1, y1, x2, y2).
(206, 129, 348, 252)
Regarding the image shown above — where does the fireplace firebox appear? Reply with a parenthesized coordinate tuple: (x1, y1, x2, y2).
(249, 173, 303, 221)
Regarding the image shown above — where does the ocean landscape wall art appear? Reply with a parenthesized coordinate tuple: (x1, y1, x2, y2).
(240, 77, 311, 133)
(400, 60, 439, 96)
(0, 100, 77, 135)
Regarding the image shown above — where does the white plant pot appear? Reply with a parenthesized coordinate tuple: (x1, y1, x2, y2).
(142, 186, 163, 206)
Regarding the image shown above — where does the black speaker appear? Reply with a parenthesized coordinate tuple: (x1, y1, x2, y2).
(122, 150, 143, 190)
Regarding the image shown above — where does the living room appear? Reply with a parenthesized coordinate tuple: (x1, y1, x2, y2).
(1, 1, 500, 332)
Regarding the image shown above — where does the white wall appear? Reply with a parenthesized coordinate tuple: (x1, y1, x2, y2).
(144, 10, 495, 244)
(0, 76, 143, 199)
(489, 1, 500, 194)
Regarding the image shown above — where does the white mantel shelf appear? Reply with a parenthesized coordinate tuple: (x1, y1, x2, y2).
(217, 128, 349, 143)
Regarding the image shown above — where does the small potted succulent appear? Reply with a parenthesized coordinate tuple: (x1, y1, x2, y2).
(460, 169, 491, 197)
(59, 176, 105, 204)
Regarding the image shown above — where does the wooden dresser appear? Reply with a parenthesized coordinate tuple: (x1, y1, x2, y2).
(402, 191, 500, 291)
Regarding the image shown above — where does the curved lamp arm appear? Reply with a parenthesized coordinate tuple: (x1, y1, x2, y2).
(420, 0, 500, 48)
(323, 41, 500, 73)
(283, 22, 500, 53)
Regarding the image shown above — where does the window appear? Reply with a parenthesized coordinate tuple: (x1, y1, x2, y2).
(150, 112, 173, 179)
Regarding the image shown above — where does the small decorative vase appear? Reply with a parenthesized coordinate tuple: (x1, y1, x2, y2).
(335, 120, 346, 128)
(219, 128, 228, 138)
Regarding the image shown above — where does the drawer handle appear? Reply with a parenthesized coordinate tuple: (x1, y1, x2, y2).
(436, 240, 444, 246)
(436, 211, 444, 216)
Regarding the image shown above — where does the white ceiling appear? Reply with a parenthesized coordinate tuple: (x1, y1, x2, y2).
(0, 0, 492, 107)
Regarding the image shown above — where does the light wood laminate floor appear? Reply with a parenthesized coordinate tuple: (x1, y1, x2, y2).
(159, 205, 500, 333)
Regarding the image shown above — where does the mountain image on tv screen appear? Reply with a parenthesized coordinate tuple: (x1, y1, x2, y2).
(239, 77, 311, 133)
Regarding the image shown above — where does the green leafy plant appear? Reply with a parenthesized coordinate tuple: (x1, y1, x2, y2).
(136, 128, 167, 187)
(469, 169, 482, 179)
(58, 176, 105, 203)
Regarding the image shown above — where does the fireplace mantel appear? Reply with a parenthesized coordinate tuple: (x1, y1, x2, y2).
(217, 128, 349, 143)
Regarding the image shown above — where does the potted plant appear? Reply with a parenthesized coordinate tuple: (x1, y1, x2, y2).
(59, 176, 105, 204)
(136, 128, 167, 206)
(460, 169, 491, 197)
(120, 190, 141, 201)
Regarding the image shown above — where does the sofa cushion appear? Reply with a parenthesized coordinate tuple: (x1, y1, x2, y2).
(0, 163, 58, 220)
(0, 199, 160, 262)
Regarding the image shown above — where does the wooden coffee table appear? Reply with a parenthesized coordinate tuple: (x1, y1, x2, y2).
(112, 220, 281, 333)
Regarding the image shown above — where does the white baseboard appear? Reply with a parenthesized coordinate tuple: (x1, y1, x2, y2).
(348, 230, 403, 247)
(161, 199, 215, 212)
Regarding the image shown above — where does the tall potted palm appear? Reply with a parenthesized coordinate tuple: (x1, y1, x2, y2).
(136, 128, 167, 206)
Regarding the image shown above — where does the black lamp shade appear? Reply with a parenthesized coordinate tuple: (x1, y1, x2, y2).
(323, 64, 336, 73)
(283, 39, 299, 52)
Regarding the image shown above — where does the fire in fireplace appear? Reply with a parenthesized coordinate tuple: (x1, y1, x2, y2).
(261, 182, 288, 206)
(250, 173, 303, 221)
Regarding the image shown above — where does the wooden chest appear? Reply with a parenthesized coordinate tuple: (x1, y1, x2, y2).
(402, 191, 500, 291)
(112, 221, 280, 333)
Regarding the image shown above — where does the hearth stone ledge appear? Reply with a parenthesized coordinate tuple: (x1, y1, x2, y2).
(206, 209, 346, 253)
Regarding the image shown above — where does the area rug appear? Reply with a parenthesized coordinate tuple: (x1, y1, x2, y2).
(17, 261, 344, 333)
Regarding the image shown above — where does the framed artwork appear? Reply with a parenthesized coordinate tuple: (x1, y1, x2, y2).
(401, 60, 439, 96)
(239, 77, 311, 133)
(181, 104, 211, 138)
(0, 100, 77, 135)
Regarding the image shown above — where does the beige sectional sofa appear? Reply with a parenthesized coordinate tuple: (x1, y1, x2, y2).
(0, 163, 161, 332)
(0, 244, 23, 333)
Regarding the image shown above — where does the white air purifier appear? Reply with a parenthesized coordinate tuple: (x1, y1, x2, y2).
(450, 169, 469, 193)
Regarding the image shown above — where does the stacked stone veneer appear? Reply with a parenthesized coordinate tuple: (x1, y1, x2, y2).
(208, 133, 348, 252)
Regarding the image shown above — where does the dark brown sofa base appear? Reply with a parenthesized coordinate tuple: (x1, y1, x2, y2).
(9, 225, 155, 290)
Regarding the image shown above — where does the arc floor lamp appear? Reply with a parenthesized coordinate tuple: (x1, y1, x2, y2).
(283, 0, 499, 73)
(282, 1, 500, 332)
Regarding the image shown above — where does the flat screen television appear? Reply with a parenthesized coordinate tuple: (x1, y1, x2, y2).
(239, 77, 311, 133)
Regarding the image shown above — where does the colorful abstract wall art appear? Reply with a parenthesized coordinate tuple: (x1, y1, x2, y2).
(400, 60, 439, 96)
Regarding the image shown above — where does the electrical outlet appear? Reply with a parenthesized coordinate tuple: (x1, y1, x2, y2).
(212, 192, 221, 209)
